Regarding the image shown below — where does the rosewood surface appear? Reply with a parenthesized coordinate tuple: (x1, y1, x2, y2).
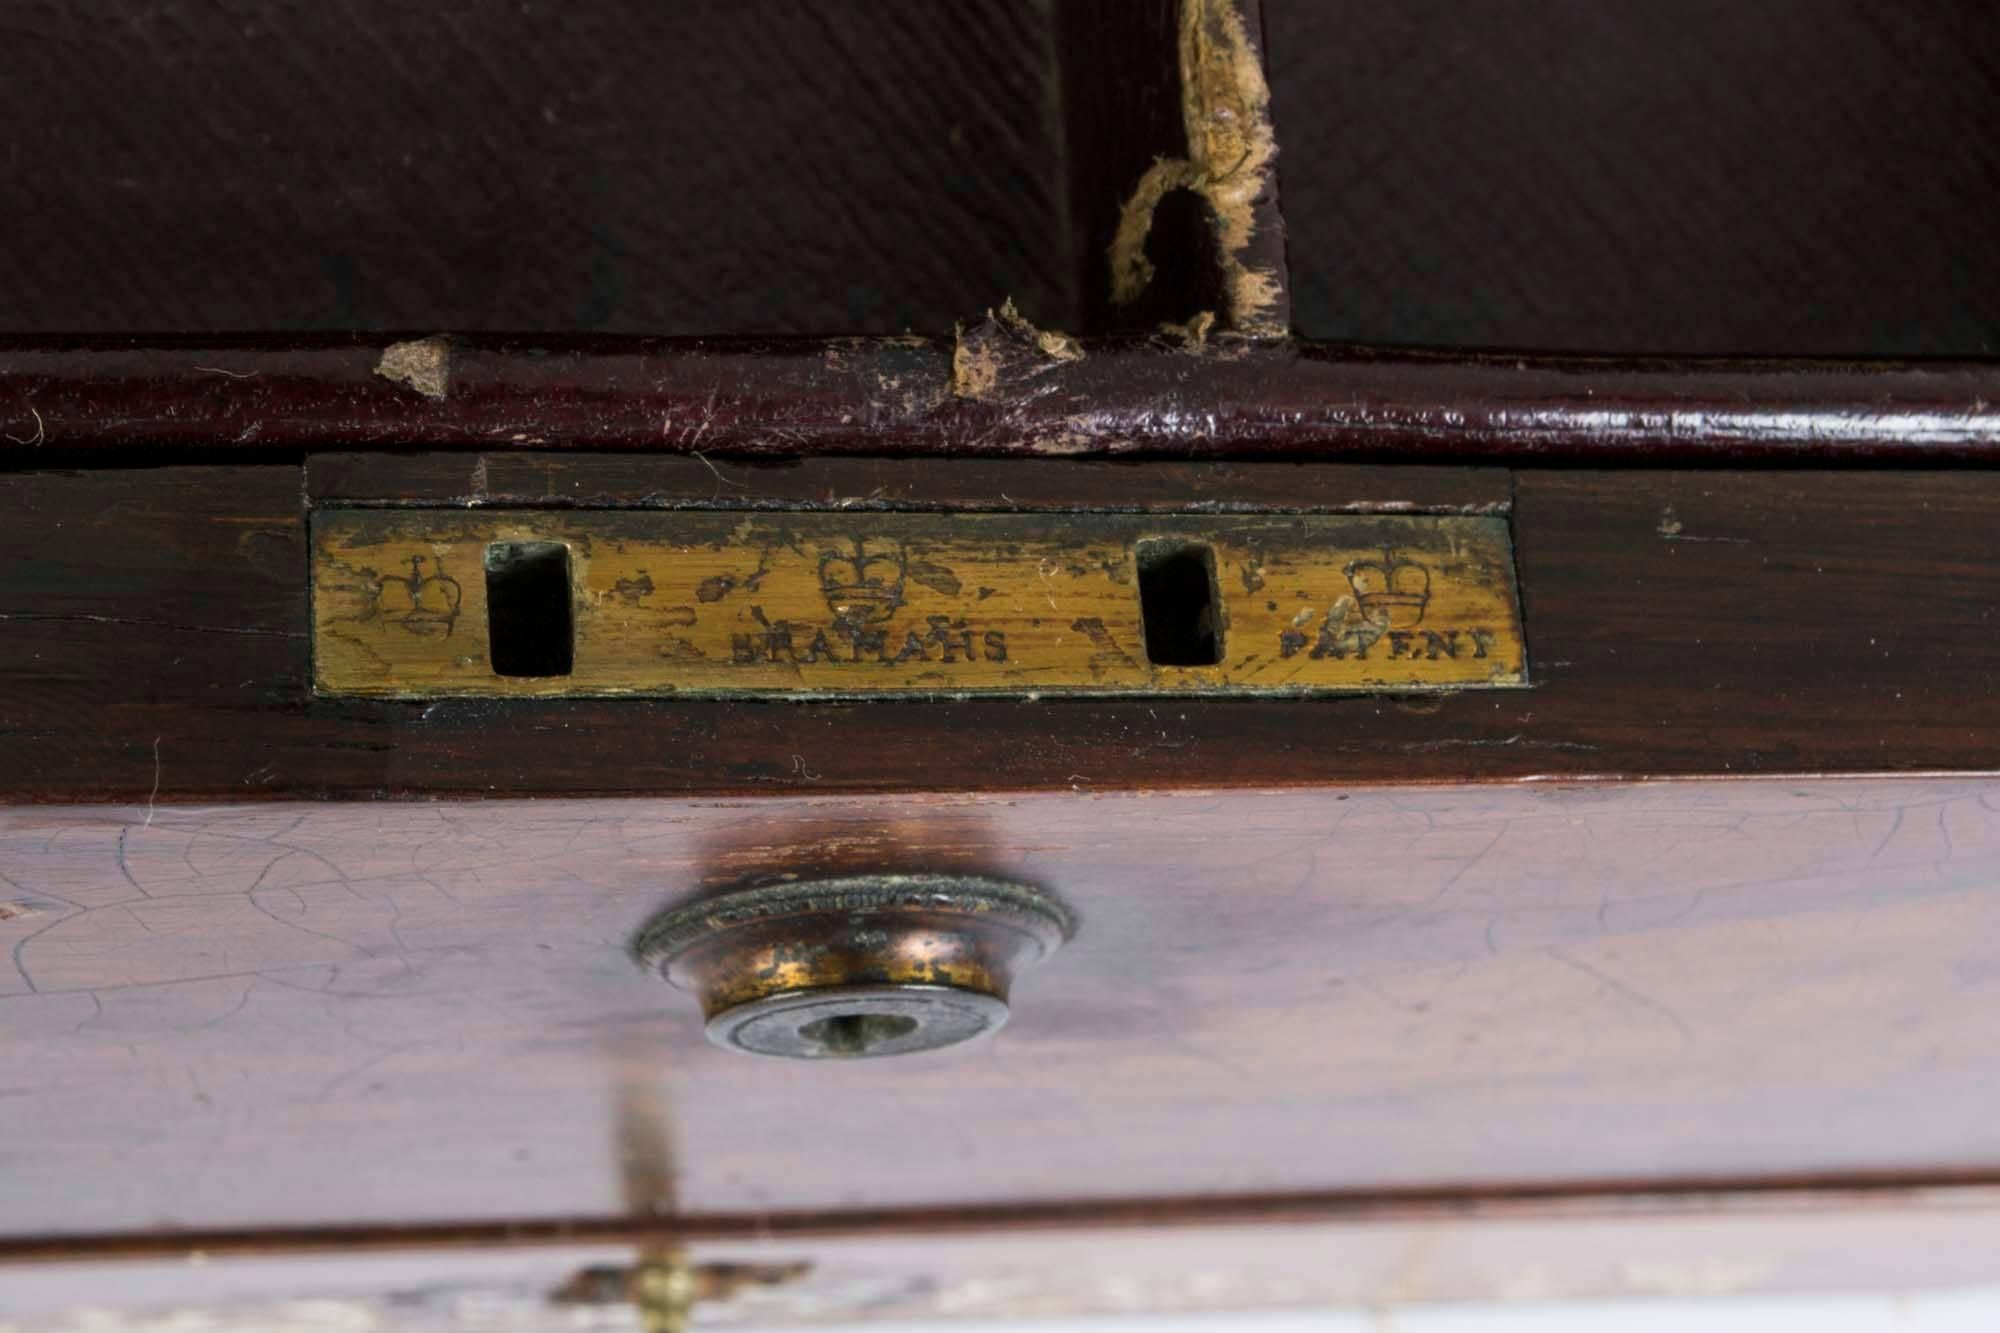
(4, 461, 1999, 803)
(5, 780, 2000, 1239)
(6, 0, 2000, 1316)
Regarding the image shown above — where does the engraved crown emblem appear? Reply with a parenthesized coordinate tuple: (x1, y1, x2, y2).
(384, 554, 462, 637)
(1344, 549, 1431, 629)
(818, 537, 907, 624)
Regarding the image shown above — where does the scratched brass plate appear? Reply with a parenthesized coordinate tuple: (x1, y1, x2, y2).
(311, 511, 1527, 697)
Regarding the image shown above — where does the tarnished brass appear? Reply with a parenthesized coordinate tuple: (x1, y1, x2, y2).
(550, 1252, 811, 1331)
(312, 510, 1527, 697)
(633, 875, 1073, 1059)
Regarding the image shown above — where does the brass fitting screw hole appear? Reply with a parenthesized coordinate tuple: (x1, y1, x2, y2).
(799, 1012, 920, 1057)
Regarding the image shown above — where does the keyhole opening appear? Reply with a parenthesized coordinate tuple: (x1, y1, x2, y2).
(1136, 538, 1224, 666)
(798, 1012, 920, 1056)
(484, 540, 574, 677)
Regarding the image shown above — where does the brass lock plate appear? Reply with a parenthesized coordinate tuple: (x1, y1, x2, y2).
(311, 510, 1527, 697)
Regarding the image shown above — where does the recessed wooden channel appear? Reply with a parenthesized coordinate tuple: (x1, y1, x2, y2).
(311, 511, 1527, 698)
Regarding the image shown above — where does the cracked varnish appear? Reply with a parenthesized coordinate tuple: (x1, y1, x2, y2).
(4, 780, 2000, 1235)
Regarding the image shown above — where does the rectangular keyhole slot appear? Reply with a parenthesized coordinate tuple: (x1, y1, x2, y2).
(1136, 539, 1223, 666)
(485, 541, 574, 677)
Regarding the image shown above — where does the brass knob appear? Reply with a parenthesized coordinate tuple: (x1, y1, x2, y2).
(633, 875, 1071, 1059)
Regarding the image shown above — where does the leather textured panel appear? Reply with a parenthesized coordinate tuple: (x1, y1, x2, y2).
(1267, 0, 2000, 355)
(0, 1, 1074, 335)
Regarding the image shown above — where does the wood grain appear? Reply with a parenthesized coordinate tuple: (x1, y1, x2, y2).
(305, 453, 1512, 515)
(4, 780, 2000, 1237)
(6, 464, 2000, 800)
(5, 0, 1998, 1298)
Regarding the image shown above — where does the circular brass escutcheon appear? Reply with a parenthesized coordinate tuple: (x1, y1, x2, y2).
(632, 875, 1072, 1060)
